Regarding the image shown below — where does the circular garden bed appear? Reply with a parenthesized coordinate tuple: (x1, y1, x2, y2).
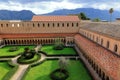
(17, 54, 40, 64)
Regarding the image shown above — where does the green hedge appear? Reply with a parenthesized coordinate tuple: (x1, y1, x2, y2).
(17, 54, 40, 64)
(50, 68, 69, 80)
(2, 61, 19, 80)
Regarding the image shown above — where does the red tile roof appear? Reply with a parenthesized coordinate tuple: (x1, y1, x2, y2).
(32, 15, 80, 21)
(75, 34, 120, 80)
(0, 33, 76, 38)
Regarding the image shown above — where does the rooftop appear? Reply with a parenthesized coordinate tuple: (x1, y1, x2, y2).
(80, 21, 120, 39)
(32, 15, 80, 21)
(75, 34, 120, 80)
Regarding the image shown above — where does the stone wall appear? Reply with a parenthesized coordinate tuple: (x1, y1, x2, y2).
(0, 21, 80, 34)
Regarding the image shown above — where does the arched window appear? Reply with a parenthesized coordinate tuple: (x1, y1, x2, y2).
(101, 39, 103, 45)
(106, 41, 109, 48)
(57, 23, 59, 27)
(72, 23, 74, 27)
(38, 23, 40, 27)
(48, 23, 50, 27)
(67, 23, 69, 27)
(114, 44, 118, 52)
(43, 23, 45, 27)
(6, 24, 8, 27)
(62, 23, 64, 27)
(76, 23, 78, 27)
(33, 23, 35, 27)
(1, 24, 3, 27)
(53, 23, 54, 27)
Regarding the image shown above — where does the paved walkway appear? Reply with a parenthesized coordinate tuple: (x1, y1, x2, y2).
(10, 53, 46, 80)
(46, 56, 79, 59)
(0, 52, 79, 80)
(10, 65, 29, 80)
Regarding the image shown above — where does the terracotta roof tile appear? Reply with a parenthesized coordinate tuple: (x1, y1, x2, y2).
(32, 15, 80, 21)
(75, 34, 120, 80)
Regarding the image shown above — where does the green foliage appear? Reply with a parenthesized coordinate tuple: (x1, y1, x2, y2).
(92, 18, 101, 22)
(8, 47, 19, 52)
(78, 12, 90, 20)
(22, 48, 35, 59)
(17, 54, 40, 64)
(109, 8, 114, 22)
(50, 69, 69, 80)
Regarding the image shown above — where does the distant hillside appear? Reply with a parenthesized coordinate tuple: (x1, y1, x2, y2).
(0, 10, 35, 20)
(43, 8, 120, 21)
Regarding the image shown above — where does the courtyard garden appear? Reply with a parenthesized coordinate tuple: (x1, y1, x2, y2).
(23, 60, 92, 80)
(0, 45, 92, 80)
(0, 46, 35, 57)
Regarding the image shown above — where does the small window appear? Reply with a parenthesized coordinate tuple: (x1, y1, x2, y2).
(72, 23, 74, 27)
(101, 39, 103, 45)
(43, 23, 45, 27)
(53, 23, 55, 27)
(33, 23, 35, 27)
(106, 41, 109, 48)
(12, 24, 14, 27)
(67, 23, 69, 27)
(1, 24, 3, 27)
(17, 24, 20, 27)
(76, 23, 78, 27)
(57, 23, 59, 27)
(62, 23, 64, 27)
(38, 23, 40, 27)
(6, 24, 8, 27)
(48, 23, 50, 27)
(114, 44, 118, 52)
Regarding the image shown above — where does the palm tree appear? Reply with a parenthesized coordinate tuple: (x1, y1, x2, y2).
(109, 8, 114, 22)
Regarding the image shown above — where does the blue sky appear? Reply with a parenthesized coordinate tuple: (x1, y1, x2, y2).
(0, 0, 119, 14)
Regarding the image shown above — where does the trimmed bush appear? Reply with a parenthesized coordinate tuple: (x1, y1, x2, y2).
(50, 68, 69, 80)
(3, 61, 19, 80)
(17, 54, 40, 64)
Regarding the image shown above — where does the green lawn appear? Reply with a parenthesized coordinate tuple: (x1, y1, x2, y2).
(41, 45, 77, 55)
(0, 45, 35, 57)
(24, 60, 92, 80)
(0, 62, 12, 79)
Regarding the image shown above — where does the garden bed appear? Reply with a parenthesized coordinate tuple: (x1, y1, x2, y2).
(23, 60, 92, 80)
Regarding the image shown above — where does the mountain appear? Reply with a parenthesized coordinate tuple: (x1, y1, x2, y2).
(43, 8, 120, 21)
(0, 10, 35, 20)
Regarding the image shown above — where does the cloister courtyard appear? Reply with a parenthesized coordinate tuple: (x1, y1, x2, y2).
(0, 45, 92, 80)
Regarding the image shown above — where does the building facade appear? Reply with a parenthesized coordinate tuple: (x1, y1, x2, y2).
(0, 16, 120, 80)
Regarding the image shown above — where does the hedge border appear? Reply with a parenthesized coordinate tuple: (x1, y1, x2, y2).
(2, 60, 19, 80)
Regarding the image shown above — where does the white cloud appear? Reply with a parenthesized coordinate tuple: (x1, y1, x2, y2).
(0, 0, 119, 14)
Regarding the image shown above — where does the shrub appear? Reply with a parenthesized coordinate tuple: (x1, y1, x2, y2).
(50, 68, 69, 80)
(17, 54, 40, 64)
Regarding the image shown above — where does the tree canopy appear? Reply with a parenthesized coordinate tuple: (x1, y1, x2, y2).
(78, 12, 90, 20)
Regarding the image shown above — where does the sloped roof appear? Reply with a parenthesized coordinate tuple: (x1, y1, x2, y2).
(75, 34, 120, 80)
(80, 21, 120, 39)
(32, 15, 80, 21)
